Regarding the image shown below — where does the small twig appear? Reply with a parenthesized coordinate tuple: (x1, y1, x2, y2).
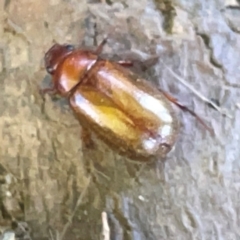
(162, 63, 233, 119)
(5, 18, 31, 44)
(101, 212, 110, 240)
(60, 176, 92, 240)
(94, 169, 110, 181)
(48, 229, 55, 240)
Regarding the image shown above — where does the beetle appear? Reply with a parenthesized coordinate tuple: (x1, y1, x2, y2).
(41, 38, 212, 161)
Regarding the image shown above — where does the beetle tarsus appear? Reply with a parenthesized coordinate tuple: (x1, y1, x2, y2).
(94, 37, 108, 55)
(159, 88, 214, 135)
(39, 87, 57, 96)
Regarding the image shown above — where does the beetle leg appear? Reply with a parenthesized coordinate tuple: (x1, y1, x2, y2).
(117, 60, 134, 67)
(94, 37, 108, 55)
(39, 87, 58, 96)
(81, 128, 95, 148)
(117, 56, 159, 70)
(158, 88, 214, 135)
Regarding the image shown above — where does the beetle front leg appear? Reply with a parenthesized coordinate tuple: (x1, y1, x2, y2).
(158, 88, 214, 135)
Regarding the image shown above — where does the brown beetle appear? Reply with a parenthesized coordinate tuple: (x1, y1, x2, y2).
(41, 38, 211, 161)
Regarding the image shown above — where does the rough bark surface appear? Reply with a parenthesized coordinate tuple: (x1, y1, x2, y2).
(0, 0, 239, 239)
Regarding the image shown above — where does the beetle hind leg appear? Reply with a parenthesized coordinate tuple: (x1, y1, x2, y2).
(81, 128, 95, 149)
(158, 88, 214, 135)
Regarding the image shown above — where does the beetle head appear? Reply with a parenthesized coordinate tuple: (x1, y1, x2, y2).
(44, 44, 74, 75)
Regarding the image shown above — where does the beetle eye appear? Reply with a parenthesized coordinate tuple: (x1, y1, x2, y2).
(65, 44, 74, 51)
(47, 66, 54, 74)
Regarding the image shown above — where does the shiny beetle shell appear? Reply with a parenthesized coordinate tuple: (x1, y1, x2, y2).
(43, 43, 179, 160)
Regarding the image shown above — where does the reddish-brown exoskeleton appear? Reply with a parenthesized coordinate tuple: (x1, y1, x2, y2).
(41, 38, 212, 161)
